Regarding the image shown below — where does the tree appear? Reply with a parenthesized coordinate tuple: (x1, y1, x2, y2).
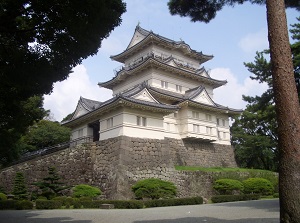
(12, 172, 28, 200)
(232, 18, 300, 172)
(0, 0, 126, 166)
(20, 120, 71, 152)
(0, 96, 47, 166)
(168, 1, 300, 221)
(33, 167, 69, 199)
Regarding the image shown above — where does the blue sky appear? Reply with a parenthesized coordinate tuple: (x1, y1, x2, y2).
(44, 0, 299, 121)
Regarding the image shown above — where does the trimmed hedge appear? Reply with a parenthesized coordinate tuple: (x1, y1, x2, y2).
(144, 197, 203, 208)
(0, 200, 33, 210)
(213, 179, 244, 195)
(79, 200, 144, 209)
(243, 178, 274, 195)
(211, 194, 260, 203)
(36, 199, 63, 209)
(15, 200, 34, 210)
(72, 184, 102, 198)
(132, 178, 177, 200)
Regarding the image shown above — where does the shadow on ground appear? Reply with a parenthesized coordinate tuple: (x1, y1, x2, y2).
(134, 217, 279, 223)
(213, 199, 279, 213)
(0, 210, 92, 223)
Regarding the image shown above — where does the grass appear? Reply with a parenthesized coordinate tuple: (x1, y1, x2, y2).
(175, 166, 275, 173)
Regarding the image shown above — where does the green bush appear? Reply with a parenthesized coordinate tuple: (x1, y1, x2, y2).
(144, 197, 203, 208)
(211, 194, 260, 203)
(52, 196, 75, 208)
(72, 184, 102, 199)
(0, 200, 17, 210)
(273, 193, 279, 198)
(15, 200, 33, 210)
(243, 178, 274, 195)
(213, 179, 244, 195)
(0, 193, 7, 201)
(0, 200, 33, 210)
(132, 178, 177, 200)
(36, 199, 62, 209)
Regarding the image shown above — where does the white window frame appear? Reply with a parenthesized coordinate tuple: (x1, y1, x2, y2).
(107, 118, 113, 128)
(137, 116, 147, 127)
(206, 126, 212, 135)
(161, 81, 168, 89)
(206, 114, 212, 121)
(176, 85, 182, 92)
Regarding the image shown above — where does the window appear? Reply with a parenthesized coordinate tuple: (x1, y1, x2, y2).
(217, 131, 221, 138)
(107, 118, 113, 128)
(78, 129, 83, 137)
(193, 124, 200, 133)
(206, 126, 212, 135)
(176, 85, 182, 92)
(166, 123, 170, 131)
(222, 119, 226, 127)
(161, 81, 168, 89)
(137, 116, 147, 126)
(217, 118, 220, 125)
(223, 132, 226, 139)
(206, 114, 212, 121)
(192, 111, 199, 119)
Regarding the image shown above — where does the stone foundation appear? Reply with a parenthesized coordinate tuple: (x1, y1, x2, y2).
(0, 136, 237, 200)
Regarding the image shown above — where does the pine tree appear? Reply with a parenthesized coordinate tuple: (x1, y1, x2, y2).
(12, 172, 28, 200)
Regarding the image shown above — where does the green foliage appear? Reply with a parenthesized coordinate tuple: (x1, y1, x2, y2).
(15, 200, 34, 210)
(168, 0, 299, 23)
(0, 200, 17, 210)
(0, 186, 6, 194)
(144, 197, 203, 208)
(0, 0, 126, 166)
(12, 172, 28, 200)
(52, 196, 75, 208)
(72, 184, 102, 199)
(0, 200, 33, 210)
(0, 193, 7, 201)
(243, 178, 274, 196)
(211, 194, 260, 203)
(21, 120, 71, 152)
(273, 193, 279, 198)
(213, 179, 244, 195)
(36, 199, 63, 209)
(132, 178, 177, 200)
(33, 167, 70, 199)
(0, 96, 47, 166)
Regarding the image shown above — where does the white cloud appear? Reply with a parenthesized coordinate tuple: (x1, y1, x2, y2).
(238, 28, 268, 53)
(43, 65, 112, 121)
(210, 68, 268, 109)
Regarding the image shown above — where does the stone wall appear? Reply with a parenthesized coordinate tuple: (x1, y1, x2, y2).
(0, 136, 237, 200)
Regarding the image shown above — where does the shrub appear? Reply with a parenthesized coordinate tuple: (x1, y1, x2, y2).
(273, 193, 279, 198)
(36, 199, 62, 209)
(15, 200, 34, 210)
(0, 200, 17, 210)
(144, 197, 203, 208)
(211, 194, 260, 203)
(213, 179, 244, 195)
(132, 178, 177, 200)
(72, 184, 102, 199)
(0, 193, 7, 201)
(243, 178, 274, 195)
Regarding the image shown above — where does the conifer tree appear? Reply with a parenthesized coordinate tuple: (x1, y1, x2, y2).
(12, 172, 28, 200)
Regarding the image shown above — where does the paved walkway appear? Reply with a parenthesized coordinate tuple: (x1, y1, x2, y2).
(0, 199, 279, 223)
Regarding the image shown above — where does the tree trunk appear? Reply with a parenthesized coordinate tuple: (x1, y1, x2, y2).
(266, 1, 300, 222)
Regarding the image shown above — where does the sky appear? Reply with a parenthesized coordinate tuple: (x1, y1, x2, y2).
(43, 0, 299, 121)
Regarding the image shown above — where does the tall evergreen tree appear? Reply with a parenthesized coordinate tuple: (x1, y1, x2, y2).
(168, 1, 300, 221)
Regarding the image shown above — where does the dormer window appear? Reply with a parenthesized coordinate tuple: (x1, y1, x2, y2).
(161, 81, 168, 89)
